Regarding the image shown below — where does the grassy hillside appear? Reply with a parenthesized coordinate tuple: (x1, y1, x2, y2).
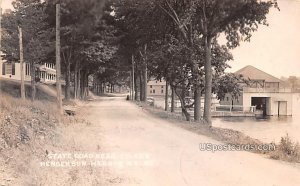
(0, 92, 69, 185)
(0, 93, 59, 151)
(0, 78, 56, 101)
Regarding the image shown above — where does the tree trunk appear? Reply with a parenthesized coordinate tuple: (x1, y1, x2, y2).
(80, 69, 85, 99)
(86, 73, 89, 97)
(132, 55, 135, 100)
(65, 59, 71, 100)
(84, 71, 89, 98)
(139, 73, 143, 101)
(171, 85, 175, 113)
(143, 63, 147, 102)
(165, 81, 169, 111)
(30, 62, 36, 101)
(77, 69, 81, 99)
(175, 88, 190, 121)
(134, 72, 138, 100)
(74, 61, 78, 99)
(203, 36, 213, 126)
(194, 87, 201, 121)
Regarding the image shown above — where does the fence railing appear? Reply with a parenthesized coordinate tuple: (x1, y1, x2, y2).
(243, 87, 292, 93)
(215, 105, 256, 113)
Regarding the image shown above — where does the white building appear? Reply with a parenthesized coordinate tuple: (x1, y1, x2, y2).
(147, 79, 168, 96)
(220, 65, 293, 116)
(0, 58, 57, 84)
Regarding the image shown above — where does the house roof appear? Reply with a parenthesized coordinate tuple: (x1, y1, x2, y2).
(147, 80, 166, 86)
(235, 65, 282, 83)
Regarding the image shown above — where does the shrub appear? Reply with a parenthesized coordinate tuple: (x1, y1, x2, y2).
(270, 133, 300, 162)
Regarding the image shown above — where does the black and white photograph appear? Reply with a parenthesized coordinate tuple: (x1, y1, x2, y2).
(0, 0, 300, 185)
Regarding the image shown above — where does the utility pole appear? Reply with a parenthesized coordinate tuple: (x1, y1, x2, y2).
(132, 55, 135, 100)
(18, 26, 25, 100)
(56, 4, 63, 116)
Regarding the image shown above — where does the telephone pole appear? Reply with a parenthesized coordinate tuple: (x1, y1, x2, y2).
(18, 26, 25, 100)
(56, 4, 63, 116)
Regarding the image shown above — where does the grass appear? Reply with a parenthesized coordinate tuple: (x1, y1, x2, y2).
(136, 101, 300, 163)
(0, 93, 60, 150)
(0, 78, 56, 101)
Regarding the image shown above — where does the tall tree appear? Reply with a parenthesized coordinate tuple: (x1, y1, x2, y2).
(156, 0, 278, 125)
(45, 0, 112, 100)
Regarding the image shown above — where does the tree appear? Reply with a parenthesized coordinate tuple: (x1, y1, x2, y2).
(287, 76, 298, 91)
(156, 0, 278, 125)
(113, 0, 171, 101)
(148, 35, 233, 121)
(1, 0, 50, 100)
(213, 73, 248, 103)
(45, 0, 115, 100)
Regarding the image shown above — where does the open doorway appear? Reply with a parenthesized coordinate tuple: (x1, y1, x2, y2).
(251, 97, 270, 116)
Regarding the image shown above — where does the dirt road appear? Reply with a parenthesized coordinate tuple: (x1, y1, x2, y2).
(25, 96, 300, 186)
(67, 96, 299, 186)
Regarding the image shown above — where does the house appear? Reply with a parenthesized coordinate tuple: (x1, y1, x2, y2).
(0, 57, 57, 84)
(220, 65, 293, 116)
(36, 63, 57, 84)
(147, 79, 168, 96)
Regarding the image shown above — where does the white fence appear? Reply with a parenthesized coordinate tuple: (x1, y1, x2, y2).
(215, 105, 256, 113)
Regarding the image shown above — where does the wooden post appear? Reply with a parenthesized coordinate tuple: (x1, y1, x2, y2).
(56, 4, 63, 115)
(18, 26, 25, 100)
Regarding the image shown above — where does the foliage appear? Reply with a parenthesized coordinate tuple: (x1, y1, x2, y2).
(1, 0, 50, 64)
(270, 134, 300, 163)
(213, 73, 248, 101)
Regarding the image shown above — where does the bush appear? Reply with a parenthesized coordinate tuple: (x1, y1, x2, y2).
(270, 134, 300, 162)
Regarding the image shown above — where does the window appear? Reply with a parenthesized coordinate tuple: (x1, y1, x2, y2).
(161, 89, 164, 94)
(25, 64, 30, 76)
(161, 86, 164, 88)
(5, 63, 12, 75)
(150, 85, 152, 88)
(12, 63, 15, 75)
(226, 97, 229, 101)
(150, 90, 152, 94)
(153, 89, 155, 94)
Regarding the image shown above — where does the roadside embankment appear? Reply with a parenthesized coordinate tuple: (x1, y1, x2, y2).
(135, 101, 300, 164)
(0, 93, 88, 185)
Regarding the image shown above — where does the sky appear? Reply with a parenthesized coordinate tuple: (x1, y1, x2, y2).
(226, 0, 300, 78)
(1, 0, 300, 78)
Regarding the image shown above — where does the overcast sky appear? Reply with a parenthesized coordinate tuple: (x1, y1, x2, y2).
(1, 0, 300, 78)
